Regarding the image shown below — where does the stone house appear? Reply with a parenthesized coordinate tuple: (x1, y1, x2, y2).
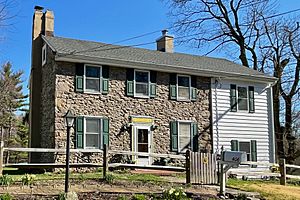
(29, 7, 277, 167)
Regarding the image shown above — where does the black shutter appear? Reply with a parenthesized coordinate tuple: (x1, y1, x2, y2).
(102, 65, 109, 94)
(248, 86, 255, 113)
(169, 73, 177, 100)
(191, 122, 198, 152)
(251, 140, 257, 168)
(231, 140, 238, 151)
(150, 71, 157, 98)
(75, 63, 84, 92)
(230, 84, 237, 112)
(126, 68, 134, 96)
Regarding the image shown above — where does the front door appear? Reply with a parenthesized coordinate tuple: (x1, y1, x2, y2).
(135, 126, 151, 165)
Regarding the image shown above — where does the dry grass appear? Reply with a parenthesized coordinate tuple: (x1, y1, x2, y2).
(228, 179, 300, 200)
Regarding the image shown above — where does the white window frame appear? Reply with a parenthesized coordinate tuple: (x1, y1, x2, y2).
(83, 64, 102, 94)
(177, 120, 194, 153)
(83, 116, 103, 149)
(237, 86, 249, 112)
(238, 141, 251, 161)
(134, 69, 150, 98)
(42, 44, 47, 66)
(177, 74, 191, 101)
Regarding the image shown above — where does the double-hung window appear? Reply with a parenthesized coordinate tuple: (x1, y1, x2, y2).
(85, 65, 101, 93)
(230, 84, 255, 112)
(75, 64, 109, 94)
(170, 121, 198, 153)
(231, 140, 257, 163)
(177, 75, 191, 100)
(134, 70, 150, 97)
(237, 86, 248, 111)
(170, 74, 197, 101)
(75, 116, 109, 149)
(85, 118, 101, 149)
(178, 122, 192, 152)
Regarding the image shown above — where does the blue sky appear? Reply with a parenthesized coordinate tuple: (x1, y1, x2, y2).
(0, 0, 299, 94)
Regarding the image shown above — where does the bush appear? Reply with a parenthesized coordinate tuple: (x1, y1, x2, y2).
(0, 175, 14, 186)
(117, 195, 129, 200)
(0, 193, 13, 200)
(21, 174, 36, 186)
(162, 187, 190, 200)
(131, 194, 146, 200)
(235, 193, 247, 200)
(58, 192, 78, 200)
(58, 193, 65, 200)
(104, 173, 115, 184)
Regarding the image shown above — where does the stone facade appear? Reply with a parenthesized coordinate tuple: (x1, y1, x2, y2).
(39, 49, 212, 164)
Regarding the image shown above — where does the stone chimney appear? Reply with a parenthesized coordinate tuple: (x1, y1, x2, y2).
(156, 30, 174, 53)
(32, 6, 54, 40)
(29, 6, 54, 163)
(44, 10, 54, 37)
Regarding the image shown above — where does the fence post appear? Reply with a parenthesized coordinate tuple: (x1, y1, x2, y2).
(103, 144, 108, 179)
(186, 150, 191, 184)
(0, 141, 4, 175)
(279, 158, 286, 185)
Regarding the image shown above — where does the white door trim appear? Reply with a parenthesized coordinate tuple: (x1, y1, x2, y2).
(134, 125, 152, 165)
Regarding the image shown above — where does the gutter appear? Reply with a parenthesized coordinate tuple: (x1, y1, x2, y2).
(54, 53, 277, 84)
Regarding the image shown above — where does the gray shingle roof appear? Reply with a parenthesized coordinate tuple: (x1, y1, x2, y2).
(43, 36, 275, 81)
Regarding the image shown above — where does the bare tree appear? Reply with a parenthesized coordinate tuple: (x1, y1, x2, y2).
(0, 0, 18, 41)
(167, 0, 300, 162)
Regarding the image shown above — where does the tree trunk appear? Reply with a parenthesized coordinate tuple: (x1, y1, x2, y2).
(273, 80, 284, 160)
(285, 96, 296, 164)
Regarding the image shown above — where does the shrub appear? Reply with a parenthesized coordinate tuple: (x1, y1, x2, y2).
(58, 193, 65, 200)
(0, 193, 13, 200)
(236, 193, 247, 200)
(21, 174, 36, 186)
(0, 175, 14, 186)
(162, 187, 190, 200)
(131, 194, 146, 200)
(104, 173, 115, 184)
(58, 192, 78, 200)
(117, 195, 129, 200)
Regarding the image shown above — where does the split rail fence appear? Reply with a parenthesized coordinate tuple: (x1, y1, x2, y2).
(0, 143, 298, 185)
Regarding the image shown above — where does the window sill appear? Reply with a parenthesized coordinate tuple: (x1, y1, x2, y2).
(176, 98, 192, 102)
(83, 90, 102, 95)
(134, 95, 150, 99)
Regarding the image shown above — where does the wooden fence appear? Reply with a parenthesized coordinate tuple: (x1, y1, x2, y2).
(3, 145, 299, 186)
(186, 150, 218, 184)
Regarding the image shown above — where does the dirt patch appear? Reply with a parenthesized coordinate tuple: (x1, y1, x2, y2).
(0, 179, 220, 199)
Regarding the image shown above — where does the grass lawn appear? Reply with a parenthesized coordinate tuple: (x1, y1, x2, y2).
(1, 167, 166, 183)
(228, 178, 300, 200)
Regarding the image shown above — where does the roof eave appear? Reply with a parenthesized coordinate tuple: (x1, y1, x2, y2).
(55, 54, 277, 83)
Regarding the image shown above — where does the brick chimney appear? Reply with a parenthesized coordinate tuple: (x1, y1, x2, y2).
(156, 30, 174, 53)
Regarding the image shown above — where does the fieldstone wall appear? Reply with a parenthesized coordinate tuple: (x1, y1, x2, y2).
(39, 44, 56, 163)
(50, 61, 212, 164)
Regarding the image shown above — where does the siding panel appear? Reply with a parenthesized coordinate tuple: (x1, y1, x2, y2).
(211, 79, 274, 169)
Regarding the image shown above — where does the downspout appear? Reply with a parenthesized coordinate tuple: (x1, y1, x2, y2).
(214, 78, 221, 154)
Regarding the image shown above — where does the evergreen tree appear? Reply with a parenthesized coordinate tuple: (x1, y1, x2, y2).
(0, 62, 28, 163)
